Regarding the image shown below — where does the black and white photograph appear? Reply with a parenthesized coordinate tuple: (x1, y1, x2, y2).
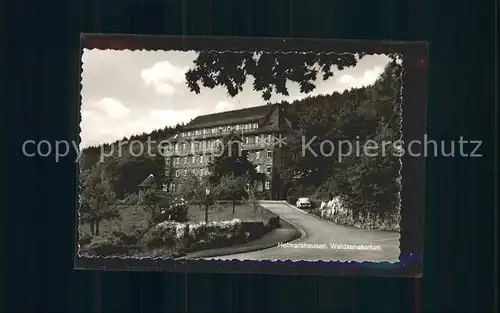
(76, 35, 426, 276)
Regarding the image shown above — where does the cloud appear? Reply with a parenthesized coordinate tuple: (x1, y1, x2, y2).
(337, 65, 384, 88)
(338, 75, 356, 84)
(214, 101, 235, 112)
(141, 61, 188, 95)
(89, 97, 131, 119)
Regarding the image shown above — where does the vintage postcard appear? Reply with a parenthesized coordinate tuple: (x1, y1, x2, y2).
(75, 34, 427, 277)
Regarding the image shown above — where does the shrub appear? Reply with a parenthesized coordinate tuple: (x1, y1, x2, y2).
(313, 196, 400, 232)
(138, 219, 246, 254)
(78, 232, 92, 247)
(140, 222, 180, 249)
(110, 227, 146, 246)
(122, 193, 140, 205)
(83, 233, 129, 256)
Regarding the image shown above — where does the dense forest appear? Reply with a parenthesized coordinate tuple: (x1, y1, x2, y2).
(80, 59, 402, 219)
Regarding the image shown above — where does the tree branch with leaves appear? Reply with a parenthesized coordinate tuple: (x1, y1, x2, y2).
(186, 51, 365, 100)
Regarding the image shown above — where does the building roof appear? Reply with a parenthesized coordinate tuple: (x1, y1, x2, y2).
(182, 104, 275, 131)
(138, 174, 155, 187)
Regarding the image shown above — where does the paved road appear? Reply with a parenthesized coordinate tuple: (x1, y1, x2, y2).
(204, 201, 400, 262)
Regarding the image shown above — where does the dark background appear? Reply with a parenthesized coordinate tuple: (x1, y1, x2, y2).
(3, 0, 496, 312)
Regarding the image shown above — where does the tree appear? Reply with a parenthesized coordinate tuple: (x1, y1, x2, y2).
(208, 132, 258, 186)
(320, 60, 403, 217)
(80, 167, 120, 236)
(98, 145, 167, 199)
(247, 182, 264, 213)
(185, 51, 364, 100)
(176, 172, 203, 207)
(139, 187, 165, 226)
(214, 174, 248, 215)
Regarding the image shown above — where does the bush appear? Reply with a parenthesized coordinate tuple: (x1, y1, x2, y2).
(122, 193, 140, 205)
(110, 227, 146, 246)
(78, 232, 92, 247)
(140, 223, 180, 249)
(155, 197, 189, 223)
(147, 219, 244, 252)
(82, 233, 129, 256)
(313, 196, 400, 232)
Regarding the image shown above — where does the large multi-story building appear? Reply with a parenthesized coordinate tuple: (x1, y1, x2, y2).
(162, 103, 296, 199)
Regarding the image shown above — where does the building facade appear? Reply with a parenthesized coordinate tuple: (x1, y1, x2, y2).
(161, 103, 296, 199)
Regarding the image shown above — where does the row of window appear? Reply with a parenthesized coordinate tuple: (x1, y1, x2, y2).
(166, 181, 270, 193)
(166, 150, 273, 165)
(174, 168, 210, 177)
(181, 123, 259, 138)
(173, 164, 272, 178)
(168, 134, 274, 152)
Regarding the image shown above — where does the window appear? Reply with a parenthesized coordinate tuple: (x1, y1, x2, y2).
(183, 169, 187, 176)
(183, 157, 187, 164)
(227, 125, 232, 131)
(176, 170, 180, 177)
(255, 165, 260, 173)
(182, 143, 187, 149)
(265, 181, 270, 190)
(212, 128, 217, 134)
(235, 125, 240, 130)
(175, 157, 180, 164)
(165, 158, 170, 164)
(182, 132, 186, 137)
(175, 143, 179, 151)
(267, 134, 272, 143)
(266, 165, 271, 174)
(253, 123, 258, 129)
(191, 156, 195, 163)
(187, 131, 191, 137)
(267, 150, 272, 158)
(200, 155, 204, 163)
(255, 136, 259, 144)
(256, 151, 260, 159)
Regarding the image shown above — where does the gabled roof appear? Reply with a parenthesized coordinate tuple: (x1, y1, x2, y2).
(182, 104, 275, 130)
(138, 174, 155, 187)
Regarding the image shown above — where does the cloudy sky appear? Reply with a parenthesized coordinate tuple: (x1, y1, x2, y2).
(80, 50, 390, 148)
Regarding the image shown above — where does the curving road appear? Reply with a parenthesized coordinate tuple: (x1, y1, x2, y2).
(204, 201, 400, 262)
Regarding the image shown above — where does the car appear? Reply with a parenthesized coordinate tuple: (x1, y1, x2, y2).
(296, 197, 312, 209)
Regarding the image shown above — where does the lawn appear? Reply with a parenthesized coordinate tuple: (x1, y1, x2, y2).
(78, 201, 275, 237)
(187, 202, 274, 223)
(79, 204, 151, 236)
